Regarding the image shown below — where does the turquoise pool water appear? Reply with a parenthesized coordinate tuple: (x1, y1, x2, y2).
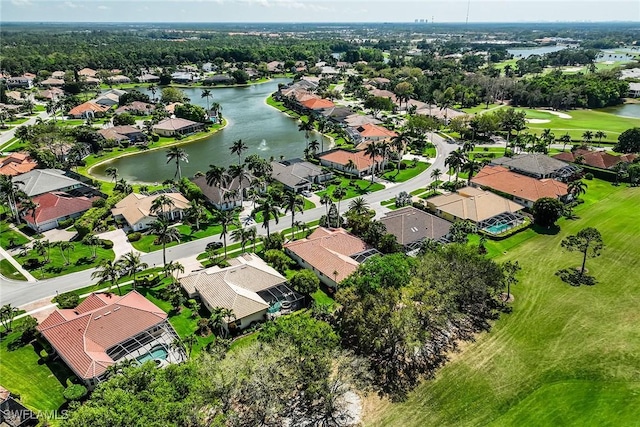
(484, 223, 512, 235)
(136, 346, 168, 364)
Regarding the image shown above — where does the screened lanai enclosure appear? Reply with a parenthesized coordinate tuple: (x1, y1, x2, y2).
(479, 212, 525, 235)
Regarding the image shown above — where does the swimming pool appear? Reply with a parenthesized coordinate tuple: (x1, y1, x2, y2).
(136, 345, 168, 364)
(484, 223, 512, 235)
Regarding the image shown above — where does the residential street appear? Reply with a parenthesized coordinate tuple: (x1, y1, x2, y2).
(0, 132, 457, 307)
(0, 110, 50, 149)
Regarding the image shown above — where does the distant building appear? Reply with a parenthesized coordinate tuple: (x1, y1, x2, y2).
(0, 152, 38, 177)
(112, 192, 190, 231)
(553, 149, 637, 170)
(67, 101, 110, 119)
(319, 148, 387, 177)
(379, 206, 452, 251)
(5, 77, 33, 89)
(492, 153, 578, 180)
(153, 117, 204, 137)
(22, 191, 97, 232)
(270, 158, 333, 193)
(191, 174, 253, 211)
(97, 126, 148, 145)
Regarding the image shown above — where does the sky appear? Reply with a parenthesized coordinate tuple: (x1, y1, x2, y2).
(2, 0, 639, 23)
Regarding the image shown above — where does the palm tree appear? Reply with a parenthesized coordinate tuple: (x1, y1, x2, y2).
(430, 168, 442, 184)
(185, 199, 206, 230)
(391, 132, 408, 174)
(462, 140, 475, 153)
(298, 118, 314, 150)
(595, 131, 607, 147)
(364, 141, 381, 183)
(201, 89, 212, 111)
(251, 196, 280, 237)
(582, 131, 594, 145)
(19, 199, 37, 229)
(568, 180, 588, 199)
(114, 178, 132, 194)
(559, 133, 572, 151)
(163, 260, 184, 282)
(283, 191, 304, 240)
(246, 226, 258, 252)
(308, 139, 320, 157)
(230, 139, 248, 165)
(57, 241, 74, 266)
(231, 227, 251, 253)
(150, 219, 181, 265)
(213, 209, 238, 258)
(148, 84, 158, 102)
(0, 175, 26, 222)
(150, 194, 175, 220)
(462, 158, 480, 185)
(227, 164, 251, 203)
(345, 159, 357, 181)
(166, 147, 189, 180)
(105, 167, 118, 182)
(119, 251, 148, 286)
(332, 186, 347, 215)
(206, 164, 229, 202)
(445, 149, 466, 182)
(348, 197, 369, 215)
(320, 193, 331, 216)
(82, 234, 100, 259)
(91, 259, 123, 295)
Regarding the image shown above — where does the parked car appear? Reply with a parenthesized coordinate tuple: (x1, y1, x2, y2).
(206, 242, 223, 251)
(301, 190, 312, 197)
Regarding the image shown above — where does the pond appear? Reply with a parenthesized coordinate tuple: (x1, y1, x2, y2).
(91, 78, 331, 184)
(507, 45, 567, 59)
(599, 104, 640, 119)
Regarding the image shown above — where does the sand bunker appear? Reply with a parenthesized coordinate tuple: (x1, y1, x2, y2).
(564, 67, 584, 72)
(536, 110, 572, 119)
(527, 119, 551, 124)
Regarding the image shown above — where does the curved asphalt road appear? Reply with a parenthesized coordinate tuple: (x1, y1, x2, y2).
(0, 133, 457, 307)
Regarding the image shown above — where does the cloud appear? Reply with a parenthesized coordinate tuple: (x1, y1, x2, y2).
(11, 0, 32, 6)
(97, 5, 109, 9)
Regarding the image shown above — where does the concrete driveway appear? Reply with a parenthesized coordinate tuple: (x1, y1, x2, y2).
(97, 229, 138, 260)
(41, 228, 76, 243)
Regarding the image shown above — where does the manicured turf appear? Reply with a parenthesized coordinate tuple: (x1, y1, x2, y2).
(369, 179, 640, 426)
(0, 259, 27, 281)
(382, 161, 429, 183)
(316, 176, 385, 201)
(0, 221, 30, 249)
(459, 103, 507, 114)
(517, 108, 637, 143)
(0, 320, 73, 412)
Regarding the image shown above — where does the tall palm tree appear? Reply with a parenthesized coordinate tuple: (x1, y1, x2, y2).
(462, 158, 480, 185)
(231, 227, 251, 253)
(185, 199, 206, 230)
(348, 197, 369, 215)
(0, 175, 25, 222)
(18, 199, 37, 229)
(298, 118, 314, 150)
(91, 259, 123, 295)
(582, 130, 594, 145)
(227, 164, 251, 204)
(251, 196, 280, 237)
(445, 149, 466, 182)
(320, 193, 331, 216)
(119, 251, 148, 286)
(105, 167, 118, 182)
(345, 159, 357, 181)
(559, 133, 572, 152)
(282, 191, 304, 240)
(391, 132, 407, 174)
(201, 89, 212, 111)
(57, 241, 74, 266)
(213, 209, 238, 258)
(246, 226, 258, 252)
(308, 139, 320, 157)
(166, 147, 189, 180)
(430, 168, 442, 184)
(568, 180, 588, 199)
(163, 260, 184, 283)
(205, 164, 229, 203)
(332, 186, 347, 216)
(230, 139, 248, 165)
(594, 131, 607, 147)
(82, 234, 100, 259)
(364, 141, 381, 183)
(150, 219, 181, 265)
(462, 140, 475, 153)
(150, 194, 175, 220)
(148, 84, 158, 102)
(114, 178, 132, 194)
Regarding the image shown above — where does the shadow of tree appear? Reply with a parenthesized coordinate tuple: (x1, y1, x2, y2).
(532, 224, 560, 235)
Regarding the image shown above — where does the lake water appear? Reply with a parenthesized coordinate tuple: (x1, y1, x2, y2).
(599, 104, 640, 119)
(507, 45, 567, 58)
(92, 79, 331, 183)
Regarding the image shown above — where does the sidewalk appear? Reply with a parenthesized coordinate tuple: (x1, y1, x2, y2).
(0, 246, 37, 282)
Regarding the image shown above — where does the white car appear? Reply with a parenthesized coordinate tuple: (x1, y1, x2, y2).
(301, 190, 312, 197)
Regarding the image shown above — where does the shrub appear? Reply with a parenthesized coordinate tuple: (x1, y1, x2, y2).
(53, 292, 79, 309)
(100, 239, 114, 249)
(127, 232, 142, 242)
(63, 384, 88, 402)
(151, 134, 159, 142)
(57, 218, 75, 229)
(263, 249, 293, 274)
(92, 198, 106, 208)
(584, 172, 594, 180)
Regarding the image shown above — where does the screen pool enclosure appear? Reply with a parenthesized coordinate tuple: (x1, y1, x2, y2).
(479, 212, 524, 235)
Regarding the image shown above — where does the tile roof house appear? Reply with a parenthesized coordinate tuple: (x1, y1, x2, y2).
(320, 106, 356, 124)
(471, 165, 569, 208)
(343, 114, 382, 127)
(93, 93, 120, 107)
(114, 101, 155, 116)
(153, 117, 204, 137)
(427, 186, 524, 225)
(0, 152, 38, 176)
(78, 68, 97, 77)
(380, 206, 452, 250)
(191, 174, 253, 211)
(67, 101, 110, 119)
(97, 126, 147, 145)
(15, 169, 86, 197)
(300, 97, 335, 111)
(319, 149, 387, 177)
(52, 70, 66, 78)
(106, 75, 131, 84)
(553, 149, 638, 170)
(284, 227, 375, 287)
(22, 191, 97, 232)
(270, 159, 333, 192)
(179, 253, 303, 331)
(39, 77, 65, 87)
(112, 192, 190, 231)
(37, 291, 185, 388)
(37, 87, 65, 101)
(350, 123, 397, 147)
(492, 153, 578, 180)
(138, 73, 160, 83)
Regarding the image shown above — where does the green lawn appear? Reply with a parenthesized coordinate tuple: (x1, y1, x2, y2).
(369, 179, 640, 426)
(0, 259, 27, 281)
(382, 161, 429, 183)
(0, 221, 30, 249)
(316, 176, 385, 201)
(14, 241, 115, 279)
(459, 103, 507, 114)
(0, 320, 74, 412)
(516, 108, 637, 143)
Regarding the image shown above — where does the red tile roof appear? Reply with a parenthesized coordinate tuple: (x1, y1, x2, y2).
(68, 101, 110, 117)
(553, 149, 637, 170)
(356, 123, 397, 138)
(0, 153, 38, 176)
(284, 227, 369, 283)
(22, 192, 96, 226)
(471, 165, 568, 203)
(301, 97, 335, 110)
(319, 149, 384, 172)
(38, 291, 168, 380)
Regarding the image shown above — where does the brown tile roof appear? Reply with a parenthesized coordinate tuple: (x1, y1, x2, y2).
(356, 123, 397, 138)
(23, 192, 96, 226)
(78, 68, 97, 77)
(428, 186, 524, 223)
(0, 152, 38, 176)
(553, 149, 637, 170)
(380, 206, 452, 245)
(112, 192, 190, 227)
(37, 291, 167, 380)
(471, 165, 568, 203)
(319, 149, 383, 172)
(68, 101, 110, 117)
(301, 98, 335, 110)
(284, 227, 369, 283)
(153, 117, 201, 132)
(179, 254, 286, 320)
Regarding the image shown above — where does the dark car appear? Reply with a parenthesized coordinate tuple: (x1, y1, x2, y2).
(206, 242, 223, 251)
